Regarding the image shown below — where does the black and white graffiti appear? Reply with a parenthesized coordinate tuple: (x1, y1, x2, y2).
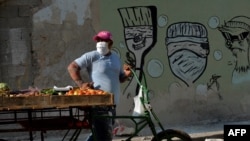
(165, 22, 210, 86)
(218, 16, 250, 84)
(118, 6, 157, 96)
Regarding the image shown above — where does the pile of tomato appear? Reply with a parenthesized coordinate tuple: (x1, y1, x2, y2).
(65, 88, 109, 95)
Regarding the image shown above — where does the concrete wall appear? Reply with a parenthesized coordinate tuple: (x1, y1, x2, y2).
(1, 0, 250, 135)
(0, 0, 39, 89)
(100, 0, 250, 126)
(31, 0, 99, 88)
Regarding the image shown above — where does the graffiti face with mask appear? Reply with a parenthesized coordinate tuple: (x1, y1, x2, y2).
(166, 22, 210, 86)
(218, 16, 250, 84)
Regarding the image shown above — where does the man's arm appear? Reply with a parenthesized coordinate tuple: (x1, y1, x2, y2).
(67, 61, 94, 89)
(67, 61, 83, 87)
(120, 64, 132, 83)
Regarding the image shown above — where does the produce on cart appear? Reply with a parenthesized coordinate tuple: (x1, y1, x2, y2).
(0, 82, 10, 96)
(0, 84, 114, 141)
(0, 85, 114, 110)
(65, 88, 110, 95)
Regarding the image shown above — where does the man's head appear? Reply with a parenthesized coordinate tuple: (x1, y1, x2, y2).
(93, 31, 113, 55)
(93, 31, 113, 47)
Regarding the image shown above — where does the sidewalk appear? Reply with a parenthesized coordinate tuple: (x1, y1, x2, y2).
(113, 127, 223, 141)
(113, 120, 250, 141)
(1, 120, 249, 141)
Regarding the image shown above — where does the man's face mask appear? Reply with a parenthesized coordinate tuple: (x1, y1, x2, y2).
(96, 41, 109, 55)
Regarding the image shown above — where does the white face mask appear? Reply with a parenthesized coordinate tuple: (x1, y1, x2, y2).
(96, 42, 109, 55)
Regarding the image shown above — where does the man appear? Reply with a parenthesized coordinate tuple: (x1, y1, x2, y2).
(67, 30, 131, 141)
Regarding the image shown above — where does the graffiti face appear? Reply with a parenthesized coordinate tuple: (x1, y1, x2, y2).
(125, 26, 153, 53)
(218, 16, 250, 84)
(118, 6, 157, 60)
(118, 6, 157, 97)
(168, 42, 208, 85)
(221, 29, 249, 56)
(166, 22, 209, 86)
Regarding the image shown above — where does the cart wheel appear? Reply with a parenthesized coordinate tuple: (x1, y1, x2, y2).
(151, 129, 192, 141)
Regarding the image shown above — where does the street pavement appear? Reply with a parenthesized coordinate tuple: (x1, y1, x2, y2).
(112, 121, 224, 141)
(1, 120, 250, 141)
(113, 120, 250, 141)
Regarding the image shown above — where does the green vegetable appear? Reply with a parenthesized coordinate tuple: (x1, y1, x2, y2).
(41, 88, 55, 95)
(0, 82, 9, 91)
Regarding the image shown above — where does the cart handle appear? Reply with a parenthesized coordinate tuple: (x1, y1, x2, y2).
(129, 68, 149, 104)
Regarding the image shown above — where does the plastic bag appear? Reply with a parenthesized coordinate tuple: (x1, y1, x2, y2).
(132, 85, 145, 117)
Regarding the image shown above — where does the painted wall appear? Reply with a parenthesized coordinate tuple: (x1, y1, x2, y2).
(1, 0, 250, 133)
(99, 0, 250, 126)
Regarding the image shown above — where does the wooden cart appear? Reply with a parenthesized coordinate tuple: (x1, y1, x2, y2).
(0, 94, 114, 141)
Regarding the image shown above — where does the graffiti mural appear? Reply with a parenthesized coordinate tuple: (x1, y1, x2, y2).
(207, 74, 222, 99)
(165, 22, 210, 87)
(118, 6, 157, 97)
(100, 0, 250, 124)
(218, 16, 250, 84)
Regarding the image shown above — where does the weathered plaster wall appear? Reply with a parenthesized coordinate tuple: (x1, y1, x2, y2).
(0, 0, 101, 140)
(31, 0, 100, 89)
(0, 0, 100, 89)
(0, 0, 39, 89)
